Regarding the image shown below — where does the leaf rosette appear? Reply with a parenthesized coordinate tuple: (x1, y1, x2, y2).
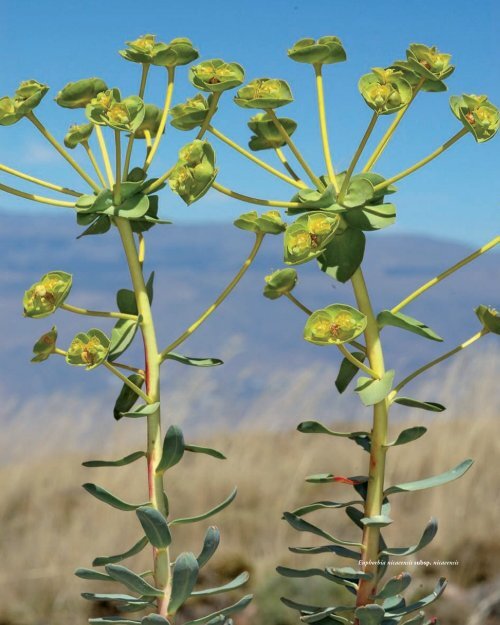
(64, 122, 94, 149)
(284, 212, 340, 265)
(13, 79, 49, 116)
(66, 328, 110, 370)
(168, 140, 217, 205)
(170, 94, 211, 131)
(288, 36, 346, 65)
(475, 305, 500, 334)
(31, 326, 58, 363)
(234, 78, 293, 109)
(234, 210, 286, 235)
(23, 271, 73, 318)
(247, 112, 297, 151)
(55, 78, 108, 109)
(450, 94, 499, 143)
(304, 304, 367, 345)
(263, 268, 298, 300)
(359, 68, 412, 115)
(406, 43, 454, 82)
(189, 59, 244, 93)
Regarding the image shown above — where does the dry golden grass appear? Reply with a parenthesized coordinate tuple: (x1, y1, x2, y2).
(0, 352, 499, 624)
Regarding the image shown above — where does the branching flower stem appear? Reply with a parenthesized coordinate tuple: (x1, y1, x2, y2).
(196, 93, 221, 140)
(390, 329, 489, 398)
(392, 236, 500, 314)
(103, 361, 152, 404)
(82, 141, 107, 188)
(362, 78, 425, 173)
(60, 303, 138, 321)
(350, 267, 389, 606)
(123, 63, 150, 179)
(0, 163, 82, 197)
(275, 147, 304, 183)
(0, 181, 76, 208)
(26, 112, 100, 193)
(114, 131, 122, 205)
(314, 63, 340, 193)
(159, 233, 265, 362)
(337, 343, 380, 379)
(266, 109, 325, 190)
(208, 125, 307, 189)
(144, 67, 175, 172)
(95, 126, 115, 189)
(212, 181, 302, 209)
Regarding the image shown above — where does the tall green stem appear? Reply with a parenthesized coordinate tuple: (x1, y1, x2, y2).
(26, 112, 100, 193)
(114, 131, 122, 205)
(350, 268, 388, 607)
(314, 64, 339, 193)
(123, 63, 150, 180)
(115, 217, 170, 612)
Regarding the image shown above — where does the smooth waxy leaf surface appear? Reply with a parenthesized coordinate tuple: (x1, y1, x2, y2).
(385, 459, 473, 494)
(192, 571, 249, 596)
(355, 370, 395, 406)
(83, 451, 146, 468)
(136, 506, 172, 549)
(157, 425, 185, 472)
(386, 426, 427, 447)
(168, 552, 199, 614)
(83, 483, 147, 511)
(105, 564, 163, 597)
(169, 488, 237, 525)
(355, 604, 385, 625)
(375, 572, 412, 599)
(184, 444, 226, 459)
(393, 397, 445, 412)
(380, 518, 438, 556)
(377, 310, 443, 342)
(163, 352, 223, 367)
(93, 536, 149, 566)
(182, 595, 253, 625)
(196, 526, 220, 567)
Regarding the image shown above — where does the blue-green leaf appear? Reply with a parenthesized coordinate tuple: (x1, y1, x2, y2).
(105, 564, 163, 597)
(361, 515, 393, 527)
(335, 351, 366, 393)
(182, 595, 253, 625)
(157, 425, 185, 472)
(280, 596, 324, 614)
(192, 571, 249, 596)
(393, 397, 446, 412)
(184, 444, 226, 460)
(283, 512, 363, 548)
(168, 552, 199, 614)
(197, 526, 220, 567)
(121, 402, 160, 418)
(385, 578, 447, 616)
(355, 370, 395, 406)
(89, 619, 141, 625)
(75, 568, 113, 581)
(82, 593, 146, 603)
(386, 427, 427, 447)
(377, 310, 443, 342)
(385, 459, 473, 495)
(136, 506, 172, 549)
(83, 451, 146, 468)
(292, 499, 363, 516)
(108, 319, 139, 362)
(117, 289, 138, 315)
(93, 537, 149, 566)
(288, 544, 360, 560)
(355, 604, 385, 625)
(169, 487, 237, 525)
(399, 613, 426, 624)
(297, 420, 370, 438)
(163, 352, 223, 367)
(83, 483, 148, 511)
(141, 616, 171, 625)
(375, 572, 412, 599)
(380, 518, 438, 556)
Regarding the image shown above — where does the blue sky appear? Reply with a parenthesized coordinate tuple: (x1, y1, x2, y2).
(0, 0, 498, 246)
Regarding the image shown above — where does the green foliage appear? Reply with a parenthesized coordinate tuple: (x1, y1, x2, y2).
(168, 139, 217, 204)
(304, 304, 367, 346)
(234, 78, 293, 109)
(56, 78, 108, 109)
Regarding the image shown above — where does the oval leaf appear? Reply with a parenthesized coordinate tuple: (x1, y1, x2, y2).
(394, 397, 446, 412)
(380, 518, 438, 556)
(377, 310, 443, 342)
(109, 319, 139, 362)
(375, 572, 412, 599)
(75, 568, 113, 581)
(105, 564, 163, 597)
(386, 426, 427, 447)
(168, 552, 199, 614)
(355, 370, 395, 406)
(355, 604, 385, 625)
(197, 526, 221, 568)
(335, 351, 366, 393)
(136, 506, 172, 549)
(157, 425, 185, 472)
(318, 227, 366, 283)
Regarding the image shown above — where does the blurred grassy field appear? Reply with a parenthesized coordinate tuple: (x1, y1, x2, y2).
(0, 353, 499, 625)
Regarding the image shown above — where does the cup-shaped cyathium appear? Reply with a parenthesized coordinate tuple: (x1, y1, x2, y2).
(55, 77, 108, 109)
(359, 68, 412, 115)
(284, 212, 340, 265)
(86, 89, 146, 133)
(170, 94, 212, 131)
(31, 326, 58, 363)
(234, 210, 286, 235)
(14, 79, 49, 116)
(475, 305, 500, 334)
(66, 329, 110, 370)
(189, 59, 245, 92)
(64, 122, 94, 149)
(406, 43, 454, 82)
(263, 268, 298, 300)
(23, 271, 72, 318)
(0, 96, 22, 126)
(120, 34, 199, 67)
(304, 304, 367, 345)
(168, 139, 217, 204)
(288, 36, 346, 64)
(234, 78, 293, 109)
(247, 112, 298, 151)
(450, 94, 500, 143)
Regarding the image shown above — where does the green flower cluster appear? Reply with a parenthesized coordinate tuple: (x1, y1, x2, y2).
(169, 140, 217, 204)
(0, 79, 48, 125)
(284, 212, 340, 265)
(304, 304, 367, 345)
(450, 94, 499, 143)
(120, 35, 199, 67)
(359, 68, 412, 115)
(23, 271, 72, 318)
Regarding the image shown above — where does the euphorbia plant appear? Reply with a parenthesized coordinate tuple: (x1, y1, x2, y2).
(169, 36, 498, 623)
(0, 34, 288, 625)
